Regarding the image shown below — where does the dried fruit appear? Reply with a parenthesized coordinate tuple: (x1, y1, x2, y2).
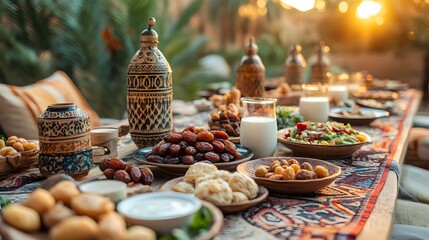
(196, 131, 215, 142)
(127, 165, 142, 183)
(158, 143, 171, 156)
(179, 141, 189, 151)
(166, 133, 182, 143)
(301, 162, 313, 172)
(181, 131, 197, 143)
(224, 140, 236, 155)
(220, 153, 233, 162)
(169, 144, 181, 155)
(195, 142, 213, 152)
(211, 130, 229, 140)
(211, 140, 225, 152)
(204, 152, 220, 162)
(99, 160, 109, 172)
(165, 156, 180, 164)
(181, 155, 195, 165)
(147, 155, 165, 164)
(105, 158, 126, 170)
(103, 168, 116, 179)
(194, 153, 205, 161)
(184, 146, 197, 155)
(140, 168, 154, 185)
(113, 170, 131, 183)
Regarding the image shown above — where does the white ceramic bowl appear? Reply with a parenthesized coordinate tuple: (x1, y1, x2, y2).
(79, 180, 126, 203)
(117, 192, 202, 234)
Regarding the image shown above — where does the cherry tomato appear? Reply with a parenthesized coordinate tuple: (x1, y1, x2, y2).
(332, 126, 341, 132)
(284, 132, 290, 138)
(296, 122, 307, 131)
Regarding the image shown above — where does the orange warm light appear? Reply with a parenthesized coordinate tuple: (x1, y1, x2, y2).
(280, 0, 315, 12)
(356, 0, 382, 19)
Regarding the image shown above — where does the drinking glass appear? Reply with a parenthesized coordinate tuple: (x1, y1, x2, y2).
(299, 84, 329, 122)
(240, 97, 277, 159)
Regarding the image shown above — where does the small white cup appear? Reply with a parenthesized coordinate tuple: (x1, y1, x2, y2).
(80, 180, 126, 203)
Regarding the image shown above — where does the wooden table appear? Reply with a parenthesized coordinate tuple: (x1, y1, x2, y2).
(83, 90, 422, 240)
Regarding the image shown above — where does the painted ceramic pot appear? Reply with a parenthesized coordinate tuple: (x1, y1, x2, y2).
(38, 103, 92, 178)
(127, 17, 173, 148)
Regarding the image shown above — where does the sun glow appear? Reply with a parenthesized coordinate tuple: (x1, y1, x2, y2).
(281, 0, 316, 12)
(356, 0, 382, 19)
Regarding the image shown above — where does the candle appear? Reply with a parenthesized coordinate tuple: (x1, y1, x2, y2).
(328, 85, 348, 105)
(299, 97, 329, 122)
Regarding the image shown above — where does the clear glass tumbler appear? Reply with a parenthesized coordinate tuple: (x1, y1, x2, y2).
(299, 84, 329, 122)
(240, 97, 277, 159)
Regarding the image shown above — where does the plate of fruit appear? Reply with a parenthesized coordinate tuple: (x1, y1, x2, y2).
(208, 103, 241, 143)
(237, 157, 341, 194)
(133, 127, 253, 175)
(277, 121, 371, 159)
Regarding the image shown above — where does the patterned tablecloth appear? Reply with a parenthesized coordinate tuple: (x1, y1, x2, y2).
(0, 91, 416, 240)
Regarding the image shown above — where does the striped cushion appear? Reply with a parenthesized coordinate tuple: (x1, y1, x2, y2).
(0, 71, 100, 139)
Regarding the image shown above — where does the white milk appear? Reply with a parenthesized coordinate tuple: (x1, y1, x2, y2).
(240, 117, 277, 159)
(328, 86, 348, 104)
(299, 97, 329, 122)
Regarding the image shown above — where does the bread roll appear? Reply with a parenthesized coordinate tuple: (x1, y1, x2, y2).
(49, 180, 80, 205)
(97, 212, 127, 240)
(183, 162, 217, 184)
(42, 203, 74, 229)
(50, 216, 98, 240)
(126, 225, 156, 240)
(3, 204, 41, 232)
(228, 172, 258, 199)
(24, 188, 55, 214)
(195, 178, 233, 205)
(71, 193, 114, 219)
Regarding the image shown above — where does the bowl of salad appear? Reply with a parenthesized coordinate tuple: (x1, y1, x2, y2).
(277, 121, 371, 159)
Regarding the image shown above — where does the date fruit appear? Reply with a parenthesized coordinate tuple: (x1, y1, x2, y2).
(114, 170, 131, 183)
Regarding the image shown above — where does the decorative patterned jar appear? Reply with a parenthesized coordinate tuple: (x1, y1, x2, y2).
(127, 17, 173, 148)
(236, 38, 265, 98)
(38, 103, 92, 178)
(309, 43, 331, 84)
(284, 43, 306, 85)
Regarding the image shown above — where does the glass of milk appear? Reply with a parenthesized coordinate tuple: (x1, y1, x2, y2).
(240, 97, 277, 159)
(327, 85, 348, 106)
(299, 84, 329, 122)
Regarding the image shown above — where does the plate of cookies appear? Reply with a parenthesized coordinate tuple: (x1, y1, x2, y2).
(160, 162, 269, 214)
(237, 157, 341, 194)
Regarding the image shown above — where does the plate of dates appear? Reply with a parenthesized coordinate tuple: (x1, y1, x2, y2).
(132, 127, 253, 175)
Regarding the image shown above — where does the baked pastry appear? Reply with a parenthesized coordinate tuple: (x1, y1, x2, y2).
(49, 180, 80, 206)
(50, 216, 98, 240)
(194, 178, 233, 205)
(97, 212, 127, 240)
(70, 193, 114, 219)
(195, 170, 231, 186)
(23, 188, 55, 215)
(42, 203, 74, 229)
(127, 225, 156, 240)
(183, 162, 218, 184)
(232, 191, 248, 203)
(228, 172, 258, 199)
(173, 181, 195, 193)
(3, 204, 41, 232)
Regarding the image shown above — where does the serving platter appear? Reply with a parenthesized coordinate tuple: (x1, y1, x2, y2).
(237, 157, 341, 194)
(0, 200, 223, 240)
(329, 107, 390, 125)
(277, 129, 371, 159)
(160, 177, 269, 214)
(133, 145, 253, 175)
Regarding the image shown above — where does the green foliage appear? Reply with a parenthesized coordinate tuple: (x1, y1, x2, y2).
(0, 0, 207, 118)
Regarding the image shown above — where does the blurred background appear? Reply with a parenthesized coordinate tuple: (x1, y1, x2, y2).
(0, 0, 428, 118)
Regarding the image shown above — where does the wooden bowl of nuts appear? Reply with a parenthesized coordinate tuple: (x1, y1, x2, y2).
(237, 157, 341, 194)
